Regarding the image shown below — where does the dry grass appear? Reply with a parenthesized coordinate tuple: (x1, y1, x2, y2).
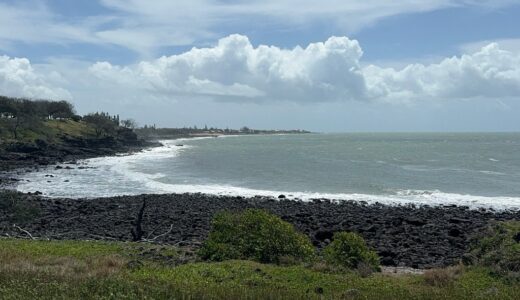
(423, 264, 464, 287)
(0, 254, 126, 279)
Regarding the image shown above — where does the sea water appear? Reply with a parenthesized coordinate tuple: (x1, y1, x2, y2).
(16, 133, 520, 209)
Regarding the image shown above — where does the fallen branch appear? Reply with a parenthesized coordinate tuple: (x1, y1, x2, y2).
(13, 224, 35, 240)
(146, 222, 166, 239)
(143, 224, 174, 242)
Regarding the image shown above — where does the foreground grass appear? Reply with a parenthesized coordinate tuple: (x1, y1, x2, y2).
(0, 239, 518, 299)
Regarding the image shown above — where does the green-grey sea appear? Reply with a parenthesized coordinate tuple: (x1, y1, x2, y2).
(17, 133, 520, 209)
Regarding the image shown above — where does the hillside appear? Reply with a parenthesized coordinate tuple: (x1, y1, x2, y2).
(0, 96, 146, 172)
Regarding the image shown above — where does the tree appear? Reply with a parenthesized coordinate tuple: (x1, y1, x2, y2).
(83, 112, 118, 137)
(120, 119, 137, 129)
(2, 99, 40, 139)
(47, 100, 74, 119)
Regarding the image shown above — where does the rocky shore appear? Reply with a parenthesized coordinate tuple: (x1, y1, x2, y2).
(1, 192, 518, 269)
(0, 134, 160, 188)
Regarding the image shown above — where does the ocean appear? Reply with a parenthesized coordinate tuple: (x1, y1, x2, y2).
(16, 133, 520, 209)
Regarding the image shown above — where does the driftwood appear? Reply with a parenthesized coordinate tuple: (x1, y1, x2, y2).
(13, 224, 35, 240)
(143, 224, 174, 242)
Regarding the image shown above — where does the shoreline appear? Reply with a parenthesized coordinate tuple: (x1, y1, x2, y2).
(1, 192, 518, 269)
(2, 133, 519, 270)
(9, 138, 520, 211)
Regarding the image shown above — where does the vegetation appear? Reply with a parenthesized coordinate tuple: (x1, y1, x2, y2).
(0, 96, 75, 140)
(323, 232, 380, 273)
(135, 125, 310, 139)
(83, 112, 120, 138)
(0, 239, 519, 299)
(0, 96, 138, 147)
(423, 265, 464, 287)
(464, 221, 520, 282)
(198, 209, 315, 264)
(0, 191, 40, 224)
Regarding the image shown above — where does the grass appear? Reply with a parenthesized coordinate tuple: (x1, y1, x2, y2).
(45, 120, 95, 139)
(0, 239, 519, 299)
(0, 119, 95, 144)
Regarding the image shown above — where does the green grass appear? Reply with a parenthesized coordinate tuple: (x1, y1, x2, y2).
(0, 239, 519, 299)
(0, 119, 95, 144)
(45, 120, 95, 139)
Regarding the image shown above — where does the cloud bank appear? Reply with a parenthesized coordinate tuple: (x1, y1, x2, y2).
(1, 35, 520, 106)
(87, 35, 520, 104)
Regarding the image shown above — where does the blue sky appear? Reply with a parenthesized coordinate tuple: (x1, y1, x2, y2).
(1, 0, 520, 131)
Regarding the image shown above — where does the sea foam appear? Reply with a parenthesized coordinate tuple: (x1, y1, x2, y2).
(15, 137, 520, 210)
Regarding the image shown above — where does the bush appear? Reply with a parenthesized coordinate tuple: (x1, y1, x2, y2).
(0, 190, 40, 223)
(464, 221, 520, 282)
(323, 232, 380, 272)
(198, 209, 315, 264)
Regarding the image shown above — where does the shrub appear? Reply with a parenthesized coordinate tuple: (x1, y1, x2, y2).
(323, 232, 380, 272)
(464, 221, 520, 282)
(423, 265, 464, 287)
(198, 209, 315, 264)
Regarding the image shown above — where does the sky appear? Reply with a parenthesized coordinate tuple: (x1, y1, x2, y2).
(1, 0, 520, 132)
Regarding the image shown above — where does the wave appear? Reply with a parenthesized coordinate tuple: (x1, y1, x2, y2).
(134, 181, 520, 210)
(14, 137, 520, 211)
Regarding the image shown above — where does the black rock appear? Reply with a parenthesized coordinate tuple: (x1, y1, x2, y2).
(405, 218, 427, 226)
(314, 230, 334, 241)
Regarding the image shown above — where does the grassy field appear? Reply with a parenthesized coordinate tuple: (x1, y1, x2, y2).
(0, 239, 518, 299)
(0, 119, 95, 144)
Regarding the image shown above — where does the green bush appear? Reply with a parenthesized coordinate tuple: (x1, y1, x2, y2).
(465, 221, 520, 282)
(198, 209, 315, 264)
(323, 232, 380, 272)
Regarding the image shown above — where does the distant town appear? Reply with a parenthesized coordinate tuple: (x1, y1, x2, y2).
(135, 125, 311, 139)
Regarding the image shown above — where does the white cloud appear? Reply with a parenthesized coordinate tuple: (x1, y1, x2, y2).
(0, 1, 101, 48)
(2, 34, 520, 107)
(85, 35, 520, 104)
(0, 0, 517, 55)
(0, 55, 71, 99)
(88, 35, 367, 102)
(93, 0, 520, 54)
(460, 38, 520, 54)
(364, 43, 520, 102)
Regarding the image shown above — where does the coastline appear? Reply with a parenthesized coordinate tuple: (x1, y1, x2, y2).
(2, 133, 519, 270)
(0, 133, 226, 190)
(1, 192, 518, 269)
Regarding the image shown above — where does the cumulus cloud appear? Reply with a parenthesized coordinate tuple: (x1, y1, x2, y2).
(89, 35, 367, 102)
(0, 55, 71, 100)
(364, 43, 520, 102)
(87, 34, 520, 104)
(2, 34, 520, 106)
